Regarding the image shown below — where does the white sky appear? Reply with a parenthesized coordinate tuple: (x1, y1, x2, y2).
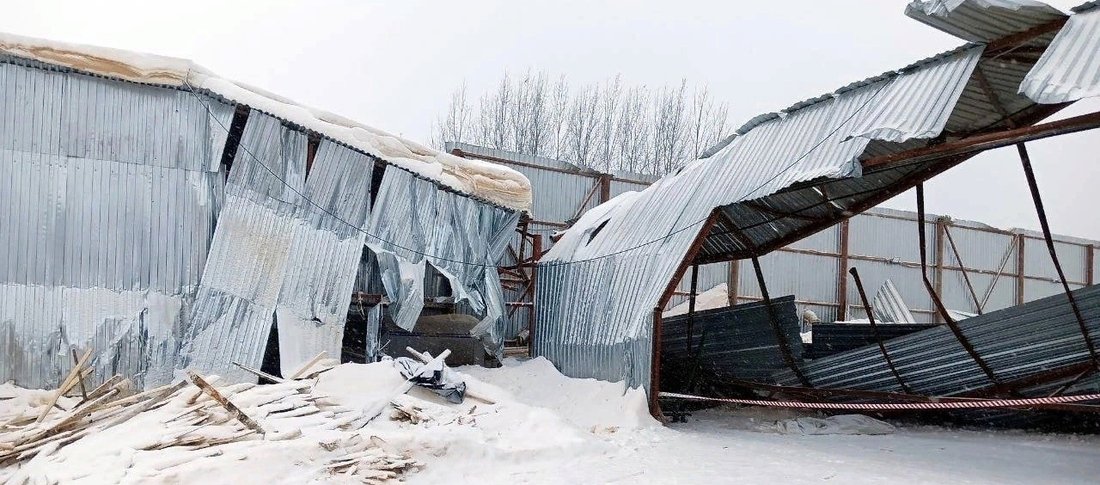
(3, 0, 1098, 238)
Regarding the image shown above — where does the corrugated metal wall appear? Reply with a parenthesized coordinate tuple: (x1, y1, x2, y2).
(2, 59, 523, 389)
(0, 58, 234, 388)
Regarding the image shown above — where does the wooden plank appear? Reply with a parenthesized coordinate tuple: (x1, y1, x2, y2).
(187, 372, 265, 435)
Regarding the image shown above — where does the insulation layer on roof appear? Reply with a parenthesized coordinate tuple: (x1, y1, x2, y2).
(0, 32, 532, 211)
(906, 0, 1066, 42)
(1020, 5, 1100, 103)
(535, 46, 983, 392)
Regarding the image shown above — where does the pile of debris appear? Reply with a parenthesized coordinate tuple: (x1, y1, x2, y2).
(0, 350, 429, 484)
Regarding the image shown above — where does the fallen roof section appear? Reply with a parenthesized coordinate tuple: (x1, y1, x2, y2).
(1020, 1, 1100, 103)
(774, 284, 1100, 396)
(0, 32, 532, 211)
(535, 0, 1100, 399)
(906, 0, 1067, 43)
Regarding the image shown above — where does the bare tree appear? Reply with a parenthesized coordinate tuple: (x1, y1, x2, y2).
(565, 84, 602, 166)
(549, 75, 570, 160)
(651, 80, 688, 174)
(615, 86, 650, 174)
(432, 82, 471, 148)
(434, 71, 729, 176)
(595, 75, 622, 172)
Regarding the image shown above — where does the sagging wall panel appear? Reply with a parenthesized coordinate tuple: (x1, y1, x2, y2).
(0, 58, 234, 388)
(364, 168, 520, 357)
(180, 111, 374, 380)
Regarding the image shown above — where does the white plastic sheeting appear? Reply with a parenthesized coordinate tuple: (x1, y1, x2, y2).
(535, 46, 983, 392)
(1020, 3, 1100, 103)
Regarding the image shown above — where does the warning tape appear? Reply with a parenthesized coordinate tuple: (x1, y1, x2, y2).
(659, 391, 1100, 411)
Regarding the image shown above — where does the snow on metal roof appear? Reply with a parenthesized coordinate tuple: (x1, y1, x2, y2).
(0, 32, 532, 212)
(1020, 3, 1100, 103)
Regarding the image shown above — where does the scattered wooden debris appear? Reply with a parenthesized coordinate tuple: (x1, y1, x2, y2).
(187, 371, 265, 435)
(36, 349, 92, 423)
(291, 351, 328, 379)
(0, 363, 425, 484)
(322, 436, 420, 485)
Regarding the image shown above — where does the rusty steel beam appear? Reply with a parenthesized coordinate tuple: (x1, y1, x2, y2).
(599, 174, 612, 203)
(1017, 236, 1027, 305)
(687, 264, 699, 354)
(984, 17, 1068, 56)
(864, 109, 1099, 170)
(934, 217, 947, 324)
(837, 220, 851, 321)
(570, 179, 602, 222)
(917, 185, 1003, 385)
(850, 267, 913, 393)
(1088, 246, 1095, 286)
(1016, 143, 1100, 368)
(651, 210, 722, 418)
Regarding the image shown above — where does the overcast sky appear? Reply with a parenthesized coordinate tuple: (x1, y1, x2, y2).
(3, 0, 1098, 239)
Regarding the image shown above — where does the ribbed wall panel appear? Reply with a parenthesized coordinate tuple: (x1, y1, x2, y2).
(0, 59, 233, 388)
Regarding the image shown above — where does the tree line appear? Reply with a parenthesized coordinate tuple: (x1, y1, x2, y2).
(432, 71, 731, 176)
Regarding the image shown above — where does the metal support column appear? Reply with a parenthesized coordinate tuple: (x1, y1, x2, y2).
(850, 267, 913, 393)
(837, 220, 851, 321)
(1016, 143, 1099, 368)
(916, 184, 1002, 385)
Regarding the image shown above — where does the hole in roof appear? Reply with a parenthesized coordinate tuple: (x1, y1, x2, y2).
(587, 219, 611, 245)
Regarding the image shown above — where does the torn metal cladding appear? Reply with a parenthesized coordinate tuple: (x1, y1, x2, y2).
(906, 0, 1067, 43)
(872, 279, 919, 323)
(535, 45, 984, 394)
(0, 49, 523, 389)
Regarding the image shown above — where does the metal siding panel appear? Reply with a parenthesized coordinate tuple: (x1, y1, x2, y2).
(0, 60, 234, 387)
(1021, 6, 1100, 103)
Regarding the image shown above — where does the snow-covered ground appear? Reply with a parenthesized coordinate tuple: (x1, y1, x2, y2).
(3, 357, 1098, 484)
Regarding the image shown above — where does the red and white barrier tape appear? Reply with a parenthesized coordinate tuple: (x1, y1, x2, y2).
(659, 391, 1100, 411)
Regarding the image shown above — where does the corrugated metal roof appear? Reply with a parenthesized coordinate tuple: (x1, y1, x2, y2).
(1020, 5, 1100, 103)
(535, 46, 984, 391)
(807, 323, 937, 359)
(774, 284, 1100, 395)
(906, 0, 1066, 42)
